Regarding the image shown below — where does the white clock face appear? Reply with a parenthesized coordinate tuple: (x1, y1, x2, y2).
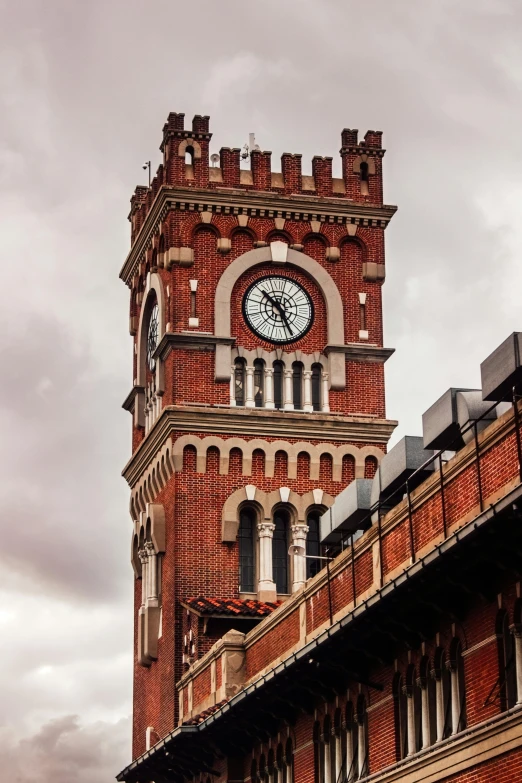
(242, 275, 314, 344)
(147, 303, 159, 371)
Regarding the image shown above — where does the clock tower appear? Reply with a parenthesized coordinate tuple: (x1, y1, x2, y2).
(121, 112, 397, 758)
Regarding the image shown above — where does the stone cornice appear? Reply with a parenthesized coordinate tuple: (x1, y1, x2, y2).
(156, 332, 235, 359)
(120, 185, 398, 284)
(122, 405, 397, 487)
(325, 343, 395, 363)
(122, 385, 144, 412)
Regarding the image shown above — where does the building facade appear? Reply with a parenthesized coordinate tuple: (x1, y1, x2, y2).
(117, 114, 522, 783)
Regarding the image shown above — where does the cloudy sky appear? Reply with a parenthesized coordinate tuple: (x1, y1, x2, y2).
(1, 0, 522, 779)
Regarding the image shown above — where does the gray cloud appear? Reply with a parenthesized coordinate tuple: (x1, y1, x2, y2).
(1, 0, 522, 779)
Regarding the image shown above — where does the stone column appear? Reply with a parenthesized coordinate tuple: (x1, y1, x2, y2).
(346, 725, 354, 781)
(323, 738, 331, 783)
(257, 521, 276, 601)
(513, 628, 522, 705)
(448, 662, 460, 735)
(334, 733, 342, 783)
(139, 548, 148, 608)
(230, 365, 236, 406)
(404, 686, 415, 756)
(291, 523, 309, 592)
(245, 366, 255, 408)
(357, 721, 366, 776)
(264, 367, 275, 409)
(322, 372, 330, 413)
(433, 672, 444, 742)
(303, 370, 313, 412)
(145, 541, 158, 604)
(283, 369, 294, 410)
(420, 682, 430, 749)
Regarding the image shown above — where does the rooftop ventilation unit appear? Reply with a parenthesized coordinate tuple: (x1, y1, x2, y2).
(319, 479, 372, 545)
(481, 332, 522, 402)
(370, 436, 436, 513)
(422, 388, 501, 451)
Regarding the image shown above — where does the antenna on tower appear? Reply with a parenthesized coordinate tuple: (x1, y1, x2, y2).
(210, 153, 220, 168)
(142, 160, 151, 187)
(241, 133, 261, 160)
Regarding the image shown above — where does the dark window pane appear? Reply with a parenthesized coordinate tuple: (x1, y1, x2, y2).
(293, 363, 303, 410)
(235, 360, 245, 406)
(273, 511, 289, 593)
(254, 360, 264, 408)
(238, 509, 255, 592)
(312, 364, 321, 411)
(306, 513, 322, 578)
(274, 362, 283, 410)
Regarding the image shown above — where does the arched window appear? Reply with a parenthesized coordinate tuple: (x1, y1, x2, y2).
(360, 161, 369, 195)
(267, 749, 275, 783)
(259, 754, 267, 783)
(234, 359, 246, 406)
(356, 695, 369, 777)
(273, 509, 289, 594)
(276, 743, 285, 783)
(254, 359, 265, 408)
(498, 610, 517, 711)
(345, 701, 357, 781)
(306, 511, 322, 579)
(238, 508, 255, 593)
(448, 639, 466, 734)
(313, 721, 322, 783)
(274, 361, 284, 410)
(312, 364, 322, 411)
(393, 673, 408, 760)
(292, 362, 303, 410)
(185, 145, 195, 166)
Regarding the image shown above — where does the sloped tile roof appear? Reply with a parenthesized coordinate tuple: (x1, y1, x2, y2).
(183, 699, 229, 726)
(183, 596, 282, 618)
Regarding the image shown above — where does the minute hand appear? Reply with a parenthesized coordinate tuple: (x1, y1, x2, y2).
(261, 290, 293, 335)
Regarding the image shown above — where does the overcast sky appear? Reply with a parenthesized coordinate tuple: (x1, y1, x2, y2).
(1, 1, 522, 780)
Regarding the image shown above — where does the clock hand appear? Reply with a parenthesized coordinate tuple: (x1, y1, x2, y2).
(261, 290, 294, 335)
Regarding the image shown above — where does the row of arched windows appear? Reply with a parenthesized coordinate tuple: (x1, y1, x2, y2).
(239, 507, 323, 595)
(251, 739, 293, 783)
(314, 698, 368, 783)
(232, 359, 328, 412)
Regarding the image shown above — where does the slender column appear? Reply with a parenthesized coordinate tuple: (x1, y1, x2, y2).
(334, 734, 342, 783)
(257, 521, 276, 599)
(230, 365, 236, 406)
(420, 684, 430, 749)
(283, 369, 294, 410)
(245, 366, 255, 408)
(323, 739, 331, 783)
(265, 367, 275, 409)
(449, 664, 460, 734)
(303, 370, 313, 412)
(291, 523, 309, 591)
(138, 549, 148, 608)
(434, 674, 444, 742)
(513, 629, 522, 705)
(322, 372, 330, 413)
(346, 724, 355, 781)
(405, 688, 415, 756)
(145, 541, 158, 604)
(357, 722, 365, 776)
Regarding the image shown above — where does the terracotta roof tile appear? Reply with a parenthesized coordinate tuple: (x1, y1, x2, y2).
(183, 596, 282, 618)
(183, 699, 229, 725)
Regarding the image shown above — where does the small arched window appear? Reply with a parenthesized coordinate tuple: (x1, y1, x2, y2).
(273, 361, 284, 410)
(185, 145, 195, 168)
(306, 511, 322, 579)
(393, 673, 408, 760)
(238, 507, 255, 593)
(292, 362, 303, 410)
(254, 359, 265, 408)
(234, 359, 246, 406)
(498, 610, 517, 711)
(311, 364, 322, 411)
(360, 161, 369, 195)
(273, 509, 290, 594)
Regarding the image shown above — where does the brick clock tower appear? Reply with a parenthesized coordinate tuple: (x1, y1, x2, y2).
(121, 112, 397, 758)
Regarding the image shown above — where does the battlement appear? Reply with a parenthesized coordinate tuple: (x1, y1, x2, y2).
(129, 113, 387, 235)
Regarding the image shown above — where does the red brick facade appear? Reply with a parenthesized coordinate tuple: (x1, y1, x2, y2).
(118, 114, 522, 783)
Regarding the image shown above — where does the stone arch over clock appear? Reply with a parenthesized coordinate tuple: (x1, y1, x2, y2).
(135, 271, 167, 432)
(214, 242, 347, 390)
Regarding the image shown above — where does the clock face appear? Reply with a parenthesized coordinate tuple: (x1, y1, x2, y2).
(242, 275, 314, 344)
(147, 303, 159, 371)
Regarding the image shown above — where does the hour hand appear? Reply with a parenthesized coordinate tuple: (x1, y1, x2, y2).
(261, 290, 293, 335)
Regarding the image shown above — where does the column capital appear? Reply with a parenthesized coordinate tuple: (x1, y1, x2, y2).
(291, 523, 309, 536)
(265, 367, 274, 376)
(258, 521, 276, 537)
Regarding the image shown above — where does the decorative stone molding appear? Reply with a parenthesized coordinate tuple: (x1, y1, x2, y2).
(132, 503, 166, 666)
(213, 246, 346, 389)
(217, 238, 231, 254)
(165, 247, 194, 269)
(352, 154, 376, 175)
(129, 438, 175, 517)
(171, 433, 384, 485)
(177, 138, 202, 159)
(326, 247, 341, 262)
(221, 484, 335, 543)
(362, 261, 385, 282)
